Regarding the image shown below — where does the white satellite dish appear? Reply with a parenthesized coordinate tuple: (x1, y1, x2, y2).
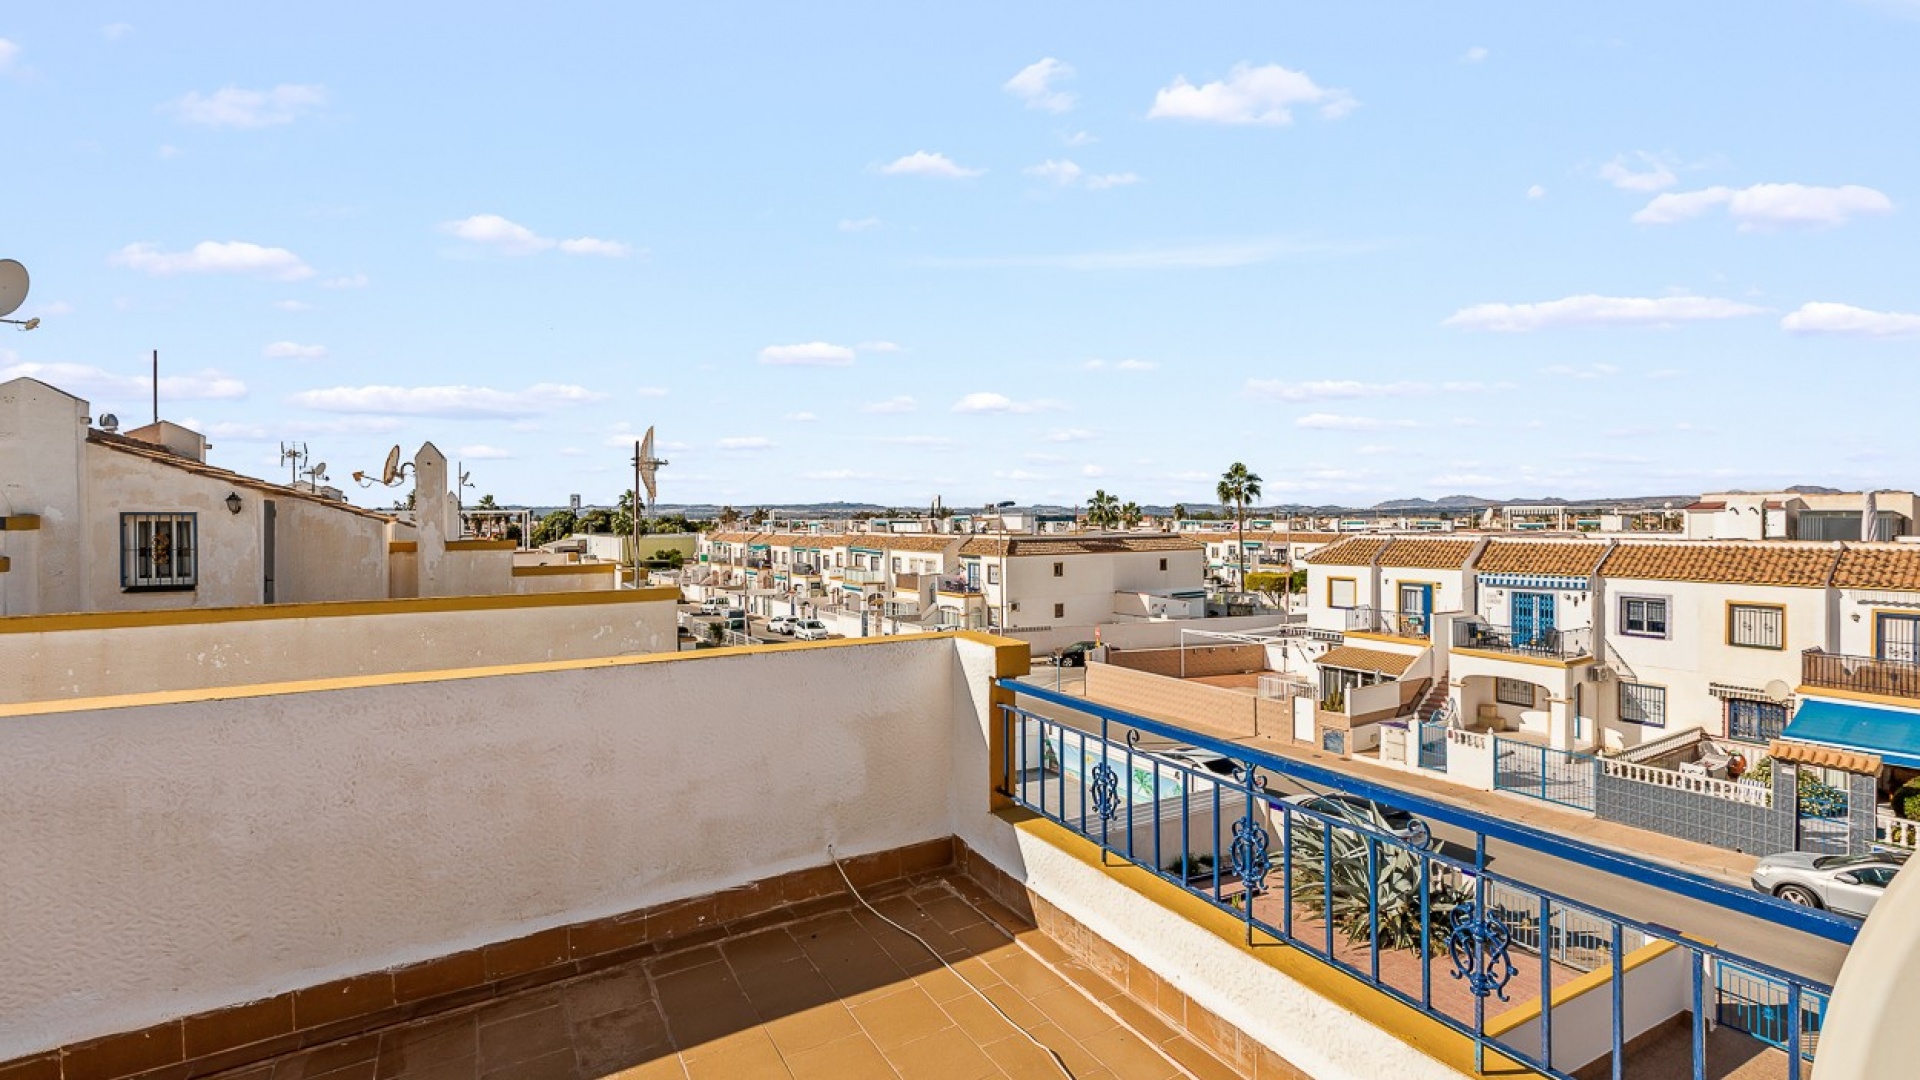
(635, 425, 669, 507)
(99, 413, 120, 433)
(381, 445, 403, 485)
(1764, 679, 1793, 704)
(0, 260, 27, 320)
(309, 462, 328, 482)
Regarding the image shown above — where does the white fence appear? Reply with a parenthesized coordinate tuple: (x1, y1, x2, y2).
(1600, 759, 1772, 807)
(1879, 812, 1920, 850)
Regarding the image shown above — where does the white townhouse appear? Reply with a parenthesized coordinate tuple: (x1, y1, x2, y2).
(953, 534, 1205, 632)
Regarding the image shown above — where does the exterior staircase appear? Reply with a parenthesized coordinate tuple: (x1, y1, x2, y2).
(1411, 679, 1451, 723)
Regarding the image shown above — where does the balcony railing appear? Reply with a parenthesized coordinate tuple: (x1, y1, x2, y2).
(937, 576, 981, 595)
(1346, 606, 1434, 640)
(1453, 619, 1592, 660)
(842, 568, 888, 585)
(1802, 648, 1920, 700)
(999, 681, 1853, 1080)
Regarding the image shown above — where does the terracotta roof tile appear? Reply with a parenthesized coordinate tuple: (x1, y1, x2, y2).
(1316, 644, 1418, 677)
(958, 534, 1202, 557)
(1600, 542, 1839, 587)
(1769, 740, 1880, 775)
(1378, 538, 1477, 569)
(1475, 540, 1609, 577)
(88, 431, 396, 523)
(1304, 536, 1390, 566)
(1832, 545, 1920, 591)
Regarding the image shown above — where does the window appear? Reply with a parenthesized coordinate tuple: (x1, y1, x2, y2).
(1495, 678, 1535, 708)
(1053, 561, 1064, 578)
(1053, 602, 1065, 619)
(1620, 596, 1669, 638)
(1328, 577, 1357, 609)
(1726, 698, 1788, 743)
(1728, 604, 1784, 650)
(986, 565, 1000, 585)
(121, 512, 197, 590)
(1619, 682, 1666, 727)
(1159, 558, 1168, 572)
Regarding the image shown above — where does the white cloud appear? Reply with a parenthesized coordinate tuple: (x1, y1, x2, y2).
(860, 395, 917, 414)
(786, 411, 819, 422)
(110, 240, 313, 280)
(1085, 172, 1141, 190)
(1245, 378, 1427, 402)
(879, 151, 984, 179)
(1026, 159, 1083, 186)
(839, 217, 882, 232)
(1355, 444, 1398, 455)
(759, 341, 856, 366)
(1081, 464, 1107, 478)
(1442, 294, 1767, 331)
(1541, 363, 1621, 379)
(458, 445, 512, 460)
(1461, 46, 1490, 63)
(1781, 301, 1920, 338)
(1147, 62, 1357, 125)
(951, 392, 1059, 414)
(1005, 58, 1077, 113)
(319, 273, 367, 289)
(1633, 183, 1893, 229)
(1599, 152, 1678, 192)
(858, 340, 904, 353)
(1295, 413, 1418, 430)
(273, 299, 312, 312)
(1526, 184, 1546, 200)
(636, 385, 669, 397)
(262, 341, 327, 360)
(166, 84, 326, 128)
(1064, 131, 1097, 147)
(0, 360, 246, 401)
(1046, 428, 1098, 442)
(103, 23, 133, 40)
(556, 447, 586, 458)
(1082, 359, 1158, 372)
(877, 435, 958, 448)
(290, 382, 606, 417)
(440, 215, 632, 256)
(0, 39, 20, 71)
(556, 237, 633, 258)
(717, 436, 775, 451)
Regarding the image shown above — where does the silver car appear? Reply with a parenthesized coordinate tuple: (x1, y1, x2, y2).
(1751, 852, 1907, 918)
(1281, 792, 1435, 851)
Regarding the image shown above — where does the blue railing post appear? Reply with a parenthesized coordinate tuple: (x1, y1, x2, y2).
(1691, 951, 1706, 1080)
(1787, 982, 1803, 1080)
(1610, 922, 1624, 1080)
(1539, 893, 1553, 1070)
(1419, 855, 1431, 1010)
(1368, 837, 1381, 985)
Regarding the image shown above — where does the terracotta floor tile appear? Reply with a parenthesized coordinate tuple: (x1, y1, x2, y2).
(737, 956, 840, 1021)
(935, 993, 1022, 1046)
(1021, 988, 1116, 1041)
(938, 955, 1006, 994)
(761, 1002, 862, 1057)
(475, 989, 565, 1028)
(477, 1007, 570, 1070)
(1158, 1036, 1247, 1080)
(647, 946, 723, 979)
(981, 953, 1066, 1002)
(974, 984, 1048, 1033)
(912, 965, 991, 1005)
(568, 1004, 672, 1075)
(388, 1059, 479, 1080)
(377, 1014, 478, 1078)
(303, 1063, 378, 1080)
(652, 966, 757, 1050)
(1092, 993, 1178, 1048)
(782, 1033, 899, 1080)
(477, 1047, 579, 1080)
(1051, 960, 1127, 1003)
(848, 986, 956, 1051)
(944, 922, 1015, 958)
(561, 968, 654, 1025)
(880, 1024, 998, 1080)
(677, 1030, 791, 1080)
(718, 928, 806, 974)
(1074, 1026, 1178, 1080)
(975, 1035, 1076, 1080)
(274, 1036, 380, 1079)
(597, 1055, 685, 1080)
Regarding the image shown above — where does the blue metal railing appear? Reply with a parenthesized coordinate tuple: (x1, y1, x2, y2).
(1716, 960, 1825, 1061)
(999, 679, 1854, 1080)
(1494, 737, 1598, 811)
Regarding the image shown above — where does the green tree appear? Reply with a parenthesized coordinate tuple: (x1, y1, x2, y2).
(1244, 571, 1290, 604)
(1085, 489, 1121, 529)
(475, 493, 499, 509)
(1217, 462, 1263, 590)
(717, 505, 741, 527)
(1120, 501, 1143, 529)
(580, 508, 615, 534)
(530, 508, 578, 547)
(1172, 503, 1189, 523)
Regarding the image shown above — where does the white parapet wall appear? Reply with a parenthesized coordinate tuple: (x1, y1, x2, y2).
(0, 634, 1002, 1058)
(0, 589, 680, 705)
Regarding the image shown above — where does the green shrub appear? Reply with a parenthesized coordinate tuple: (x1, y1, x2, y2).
(1894, 778, 1920, 821)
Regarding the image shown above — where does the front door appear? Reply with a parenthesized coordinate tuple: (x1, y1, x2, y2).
(1511, 591, 1556, 646)
(1398, 583, 1434, 636)
(1876, 613, 1920, 663)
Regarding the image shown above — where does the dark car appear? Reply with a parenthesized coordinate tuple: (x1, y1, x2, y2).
(1053, 640, 1099, 667)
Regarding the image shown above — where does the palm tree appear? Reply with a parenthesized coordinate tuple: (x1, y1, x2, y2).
(1217, 463, 1262, 591)
(1172, 503, 1189, 524)
(1120, 501, 1143, 529)
(1086, 489, 1121, 529)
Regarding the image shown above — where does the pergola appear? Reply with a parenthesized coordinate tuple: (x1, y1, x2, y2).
(1172, 624, 1337, 679)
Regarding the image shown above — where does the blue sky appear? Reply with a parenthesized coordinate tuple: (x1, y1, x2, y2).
(3, 2, 1918, 509)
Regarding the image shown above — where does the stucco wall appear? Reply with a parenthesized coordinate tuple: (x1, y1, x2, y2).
(0, 635, 978, 1057)
(510, 564, 619, 594)
(269, 495, 390, 604)
(1103, 643, 1268, 678)
(0, 590, 679, 704)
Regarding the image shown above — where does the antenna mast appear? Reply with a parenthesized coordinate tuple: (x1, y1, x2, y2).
(151, 349, 159, 425)
(279, 442, 309, 485)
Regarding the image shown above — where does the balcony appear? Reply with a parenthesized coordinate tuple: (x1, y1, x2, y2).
(841, 568, 888, 585)
(1345, 605, 1434, 641)
(936, 575, 982, 596)
(1802, 648, 1920, 700)
(1453, 618, 1593, 660)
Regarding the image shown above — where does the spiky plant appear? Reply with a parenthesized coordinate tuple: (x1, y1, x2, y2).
(1288, 817, 1468, 951)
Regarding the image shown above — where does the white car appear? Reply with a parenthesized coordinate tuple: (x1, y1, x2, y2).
(766, 615, 798, 635)
(1750, 852, 1907, 918)
(794, 619, 831, 641)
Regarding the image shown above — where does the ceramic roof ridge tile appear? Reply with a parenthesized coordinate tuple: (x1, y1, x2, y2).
(87, 430, 397, 523)
(957, 534, 1201, 557)
(1832, 544, 1920, 591)
(1474, 539, 1610, 577)
(1303, 535, 1390, 566)
(1378, 538, 1478, 569)
(1599, 540, 1842, 587)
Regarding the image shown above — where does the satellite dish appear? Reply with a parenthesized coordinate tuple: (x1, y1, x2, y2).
(380, 445, 402, 485)
(635, 425, 668, 506)
(310, 462, 328, 482)
(1764, 679, 1793, 704)
(99, 413, 120, 433)
(0, 260, 27, 320)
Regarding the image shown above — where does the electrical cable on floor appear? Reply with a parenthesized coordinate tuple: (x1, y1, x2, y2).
(827, 846, 1076, 1079)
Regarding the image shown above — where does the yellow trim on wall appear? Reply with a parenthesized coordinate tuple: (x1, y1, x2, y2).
(1725, 600, 1787, 651)
(388, 541, 418, 553)
(0, 514, 42, 530)
(1343, 630, 1429, 648)
(446, 538, 517, 551)
(511, 563, 618, 577)
(1326, 575, 1358, 609)
(1451, 647, 1594, 669)
(0, 587, 680, 636)
(0, 555, 9, 573)
(1486, 939, 1680, 1037)
(1871, 609, 1920, 657)
(1795, 684, 1920, 712)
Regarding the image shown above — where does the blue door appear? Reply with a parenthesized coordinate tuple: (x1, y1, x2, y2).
(1398, 583, 1434, 636)
(1511, 592, 1555, 647)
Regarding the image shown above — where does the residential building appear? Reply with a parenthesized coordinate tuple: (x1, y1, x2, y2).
(1201, 529, 1341, 588)
(1683, 489, 1918, 541)
(959, 533, 1205, 631)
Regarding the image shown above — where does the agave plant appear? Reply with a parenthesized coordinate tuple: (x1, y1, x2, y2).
(1288, 816, 1469, 951)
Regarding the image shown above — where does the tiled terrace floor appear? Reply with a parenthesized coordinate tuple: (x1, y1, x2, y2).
(209, 875, 1238, 1080)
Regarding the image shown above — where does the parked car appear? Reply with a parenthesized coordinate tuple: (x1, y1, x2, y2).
(699, 597, 731, 615)
(1280, 792, 1434, 851)
(1148, 744, 1239, 778)
(719, 609, 748, 631)
(1052, 640, 1100, 667)
(794, 619, 831, 641)
(1750, 851, 1908, 918)
(766, 615, 798, 635)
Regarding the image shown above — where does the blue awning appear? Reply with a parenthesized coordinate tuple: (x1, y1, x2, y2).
(1781, 698, 1920, 768)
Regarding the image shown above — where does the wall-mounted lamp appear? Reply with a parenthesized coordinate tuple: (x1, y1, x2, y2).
(225, 492, 243, 515)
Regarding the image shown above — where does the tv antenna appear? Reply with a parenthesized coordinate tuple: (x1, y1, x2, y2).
(0, 260, 40, 330)
(352, 445, 414, 487)
(279, 442, 309, 485)
(633, 426, 670, 513)
(303, 461, 329, 490)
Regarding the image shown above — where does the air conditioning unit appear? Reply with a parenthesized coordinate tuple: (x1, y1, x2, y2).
(1586, 665, 1616, 683)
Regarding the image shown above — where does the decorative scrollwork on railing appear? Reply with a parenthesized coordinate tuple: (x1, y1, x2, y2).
(1232, 761, 1269, 789)
(1089, 760, 1121, 826)
(1446, 901, 1519, 1001)
(1230, 812, 1272, 896)
(1125, 728, 1143, 748)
